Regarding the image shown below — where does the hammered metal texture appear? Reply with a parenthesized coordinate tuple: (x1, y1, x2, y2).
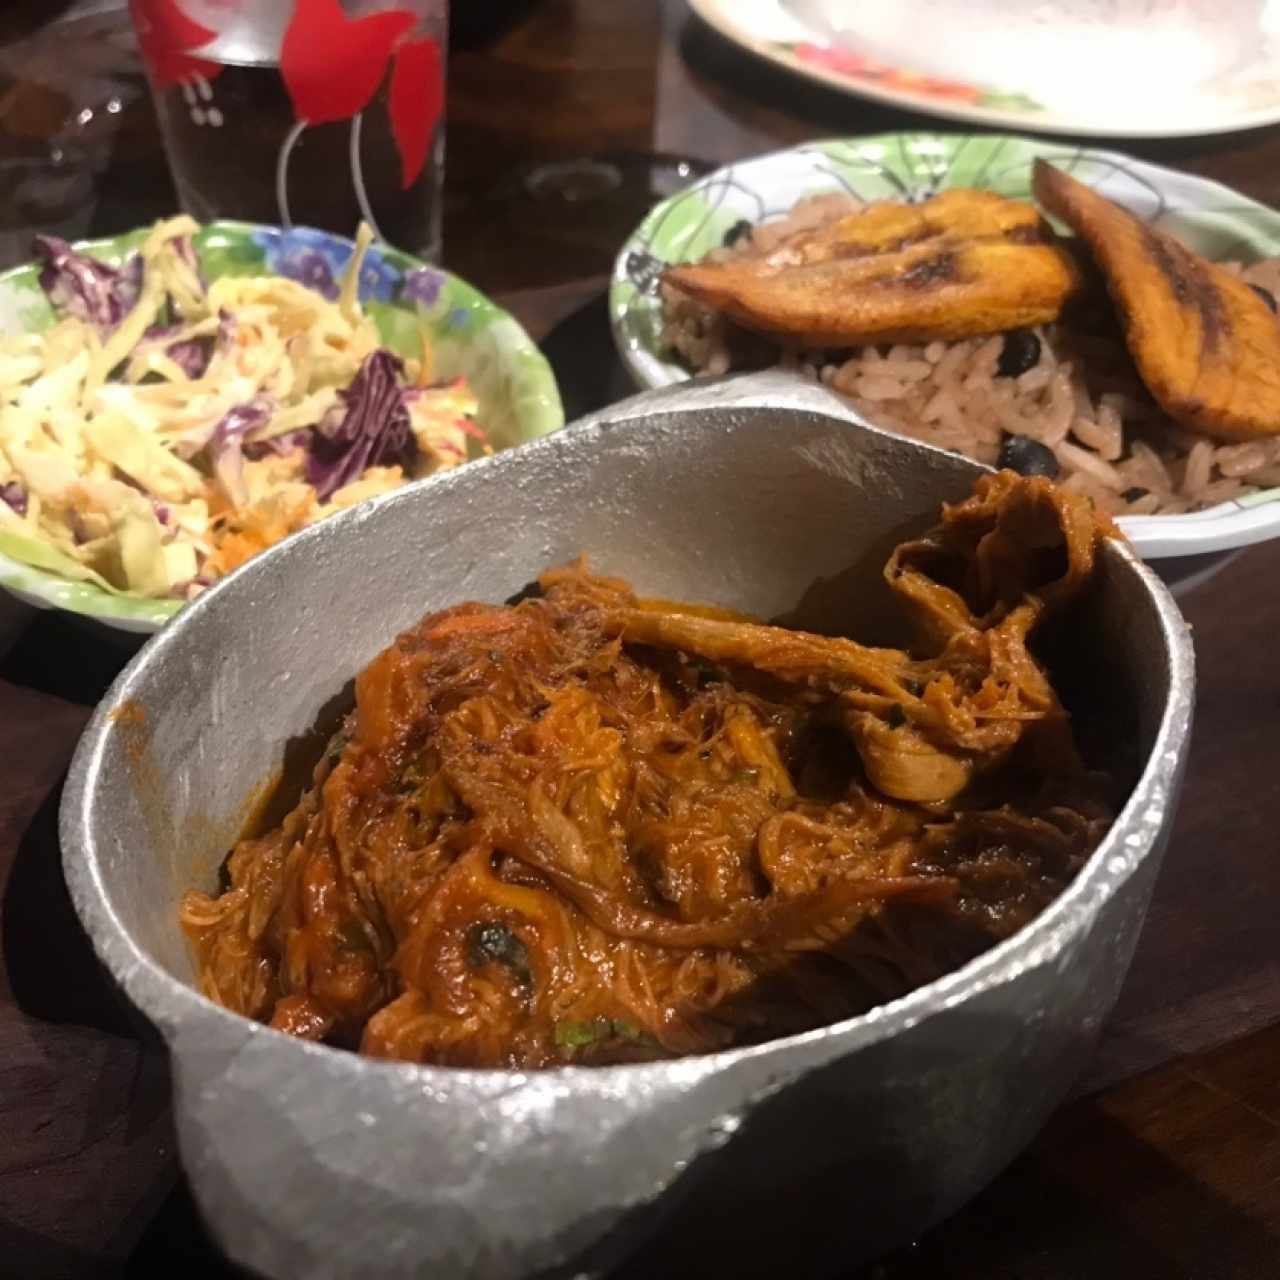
(60, 371, 1195, 1280)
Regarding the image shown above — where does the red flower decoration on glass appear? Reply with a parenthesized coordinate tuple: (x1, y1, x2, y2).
(129, 0, 223, 91)
(388, 35, 444, 190)
(278, 0, 445, 232)
(280, 0, 414, 125)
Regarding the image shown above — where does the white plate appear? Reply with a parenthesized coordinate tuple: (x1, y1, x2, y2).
(610, 132, 1280, 560)
(689, 0, 1280, 139)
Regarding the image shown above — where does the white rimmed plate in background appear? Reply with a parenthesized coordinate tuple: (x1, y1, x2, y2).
(689, 0, 1280, 139)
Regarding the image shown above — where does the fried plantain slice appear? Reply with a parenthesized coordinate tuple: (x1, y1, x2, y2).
(665, 236, 1080, 347)
(763, 188, 1048, 268)
(1034, 159, 1280, 442)
(663, 188, 1080, 347)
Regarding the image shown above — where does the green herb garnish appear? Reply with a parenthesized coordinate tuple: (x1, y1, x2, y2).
(466, 922, 532, 987)
(732, 768, 760, 784)
(555, 1017, 613, 1049)
(886, 703, 908, 729)
(554, 1016, 650, 1053)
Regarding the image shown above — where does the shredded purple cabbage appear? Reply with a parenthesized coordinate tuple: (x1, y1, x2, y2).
(1, 482, 27, 516)
(167, 335, 213, 378)
(33, 235, 143, 333)
(174, 235, 204, 288)
(136, 323, 213, 380)
(306, 350, 415, 502)
(141, 321, 178, 343)
(165, 307, 232, 382)
(153, 502, 172, 526)
(244, 429, 311, 461)
(208, 400, 272, 506)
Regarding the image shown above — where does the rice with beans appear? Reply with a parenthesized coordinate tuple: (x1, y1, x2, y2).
(660, 193, 1280, 516)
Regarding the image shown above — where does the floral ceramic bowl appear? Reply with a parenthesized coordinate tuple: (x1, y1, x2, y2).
(611, 132, 1280, 560)
(0, 221, 563, 633)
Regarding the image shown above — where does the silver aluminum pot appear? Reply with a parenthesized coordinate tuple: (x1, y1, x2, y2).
(60, 371, 1194, 1279)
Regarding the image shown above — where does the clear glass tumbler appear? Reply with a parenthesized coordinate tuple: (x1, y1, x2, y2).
(129, 0, 447, 259)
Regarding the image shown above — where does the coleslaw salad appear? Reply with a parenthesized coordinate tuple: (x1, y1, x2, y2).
(0, 218, 487, 609)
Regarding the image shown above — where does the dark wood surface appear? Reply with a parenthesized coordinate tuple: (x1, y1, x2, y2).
(2, 2, 1279, 1276)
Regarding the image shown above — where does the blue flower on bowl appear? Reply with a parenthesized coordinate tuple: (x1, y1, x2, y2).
(356, 250, 402, 303)
(251, 227, 345, 269)
(249, 228, 400, 303)
(402, 267, 447, 309)
(288, 250, 343, 300)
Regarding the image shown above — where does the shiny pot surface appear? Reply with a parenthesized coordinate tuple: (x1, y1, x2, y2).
(61, 372, 1194, 1279)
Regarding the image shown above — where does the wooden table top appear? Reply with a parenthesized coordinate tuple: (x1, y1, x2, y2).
(1, 2, 1279, 1276)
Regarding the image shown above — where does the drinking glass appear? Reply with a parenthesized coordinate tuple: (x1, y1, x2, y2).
(129, 0, 446, 259)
